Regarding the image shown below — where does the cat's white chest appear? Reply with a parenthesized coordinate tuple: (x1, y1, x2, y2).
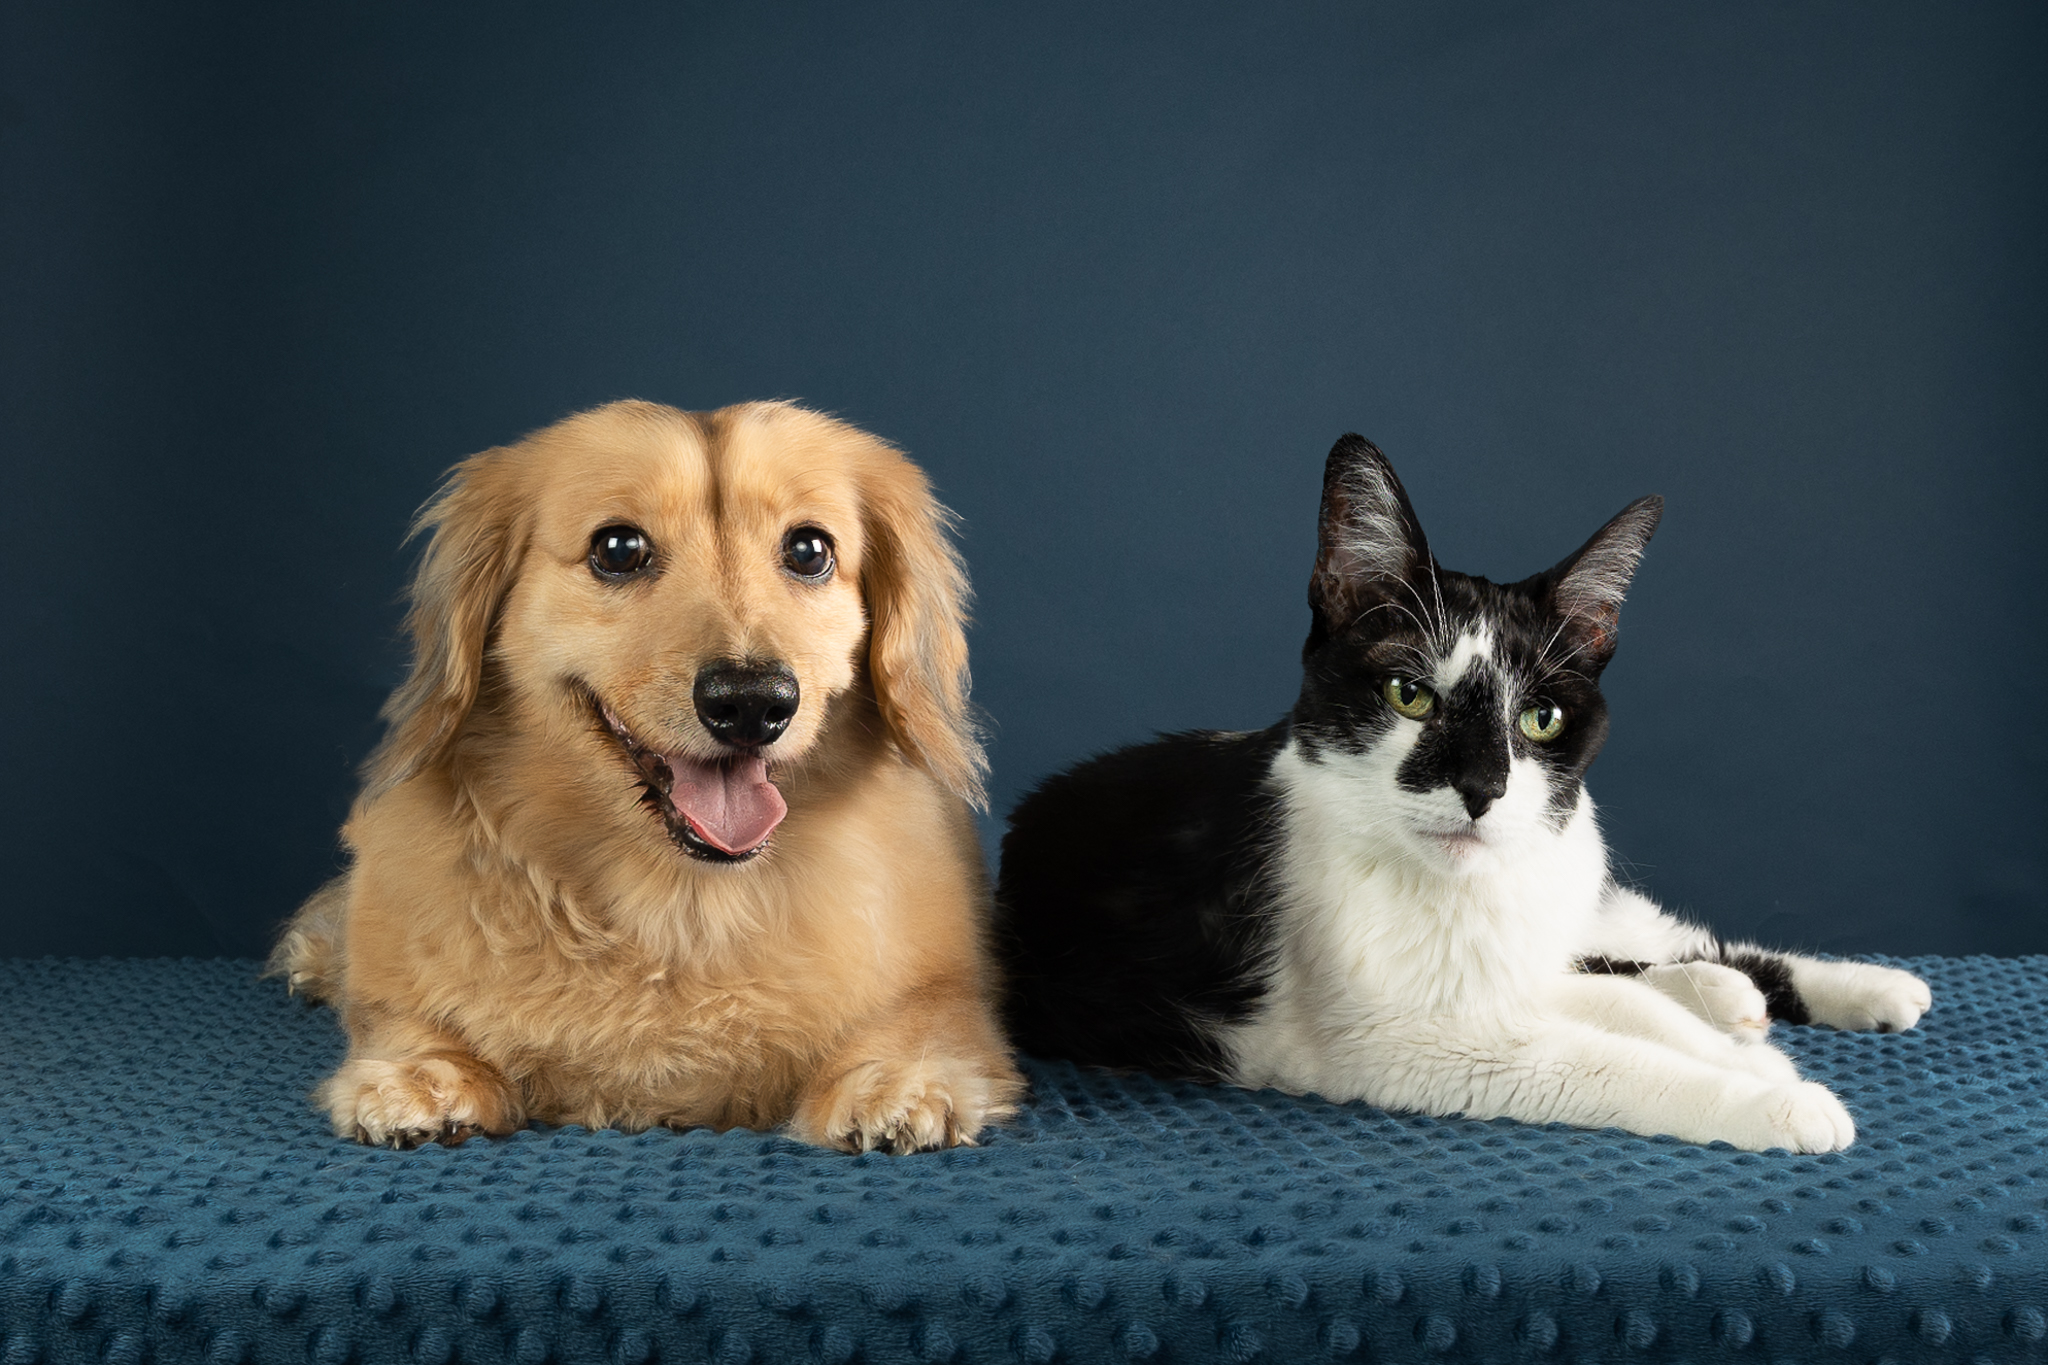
(1228, 740, 1609, 1093)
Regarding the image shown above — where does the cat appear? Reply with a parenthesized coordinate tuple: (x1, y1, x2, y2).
(993, 435, 1929, 1153)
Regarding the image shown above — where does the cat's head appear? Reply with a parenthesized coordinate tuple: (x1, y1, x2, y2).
(1291, 434, 1661, 868)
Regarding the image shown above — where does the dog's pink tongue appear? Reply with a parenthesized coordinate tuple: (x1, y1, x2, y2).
(667, 753, 787, 855)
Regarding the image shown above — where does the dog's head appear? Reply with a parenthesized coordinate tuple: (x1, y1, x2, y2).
(363, 400, 983, 864)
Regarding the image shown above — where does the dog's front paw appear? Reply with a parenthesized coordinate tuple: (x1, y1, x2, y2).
(319, 1054, 523, 1149)
(1641, 961, 1771, 1039)
(1793, 961, 1932, 1033)
(796, 1054, 1021, 1155)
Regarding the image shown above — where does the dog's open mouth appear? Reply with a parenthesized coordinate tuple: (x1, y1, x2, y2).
(590, 694, 787, 863)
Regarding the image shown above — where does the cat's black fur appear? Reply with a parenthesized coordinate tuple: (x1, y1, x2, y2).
(996, 726, 1286, 1077)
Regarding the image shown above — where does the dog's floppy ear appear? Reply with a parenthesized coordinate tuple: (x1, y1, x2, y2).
(860, 454, 987, 808)
(362, 446, 529, 798)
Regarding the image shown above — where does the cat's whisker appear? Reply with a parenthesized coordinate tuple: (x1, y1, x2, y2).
(1538, 633, 1600, 683)
(1388, 568, 1441, 654)
(1423, 558, 1452, 653)
(1354, 597, 1433, 643)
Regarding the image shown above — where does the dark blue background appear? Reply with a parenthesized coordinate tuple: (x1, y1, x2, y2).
(3, 2, 2042, 959)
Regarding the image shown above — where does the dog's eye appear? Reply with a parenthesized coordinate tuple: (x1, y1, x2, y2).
(590, 525, 653, 579)
(781, 527, 835, 581)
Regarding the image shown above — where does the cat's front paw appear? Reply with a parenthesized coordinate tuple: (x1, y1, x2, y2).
(1736, 1080, 1855, 1154)
(1792, 961, 1932, 1033)
(1641, 962, 1770, 1039)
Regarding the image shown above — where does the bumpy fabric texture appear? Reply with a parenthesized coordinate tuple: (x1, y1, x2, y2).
(1, 957, 2044, 1364)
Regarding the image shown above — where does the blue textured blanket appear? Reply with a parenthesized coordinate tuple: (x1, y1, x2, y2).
(1, 957, 2043, 1363)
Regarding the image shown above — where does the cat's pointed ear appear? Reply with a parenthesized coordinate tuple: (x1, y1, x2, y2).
(1309, 435, 1431, 642)
(1544, 495, 1663, 670)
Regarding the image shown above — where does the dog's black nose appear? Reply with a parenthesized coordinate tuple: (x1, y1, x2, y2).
(693, 662, 799, 746)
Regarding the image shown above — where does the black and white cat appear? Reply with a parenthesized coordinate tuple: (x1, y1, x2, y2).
(994, 435, 1929, 1153)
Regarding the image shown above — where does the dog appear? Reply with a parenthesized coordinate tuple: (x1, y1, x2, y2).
(272, 399, 1022, 1153)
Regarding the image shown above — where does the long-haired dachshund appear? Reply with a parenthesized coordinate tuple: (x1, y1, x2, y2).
(272, 400, 1022, 1152)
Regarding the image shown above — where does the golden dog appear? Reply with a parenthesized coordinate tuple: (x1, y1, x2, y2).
(272, 400, 1023, 1152)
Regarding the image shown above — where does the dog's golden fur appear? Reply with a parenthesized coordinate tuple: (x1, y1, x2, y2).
(272, 400, 1022, 1152)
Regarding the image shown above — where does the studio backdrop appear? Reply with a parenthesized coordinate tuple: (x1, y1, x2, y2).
(2, 0, 2042, 959)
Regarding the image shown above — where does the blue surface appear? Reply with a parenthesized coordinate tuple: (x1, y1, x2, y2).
(1, 956, 2045, 1363)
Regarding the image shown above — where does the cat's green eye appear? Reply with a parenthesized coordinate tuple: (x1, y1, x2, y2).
(1518, 702, 1566, 743)
(1382, 676, 1436, 720)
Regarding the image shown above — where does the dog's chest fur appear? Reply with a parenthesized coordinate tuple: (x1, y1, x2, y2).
(342, 764, 944, 1132)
